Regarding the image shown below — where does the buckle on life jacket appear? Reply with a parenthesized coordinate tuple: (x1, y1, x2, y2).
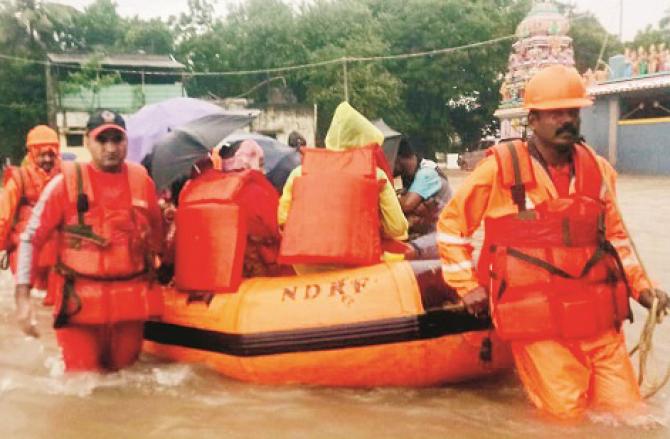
(53, 262, 150, 328)
(479, 336, 493, 363)
(62, 224, 109, 249)
(53, 273, 81, 329)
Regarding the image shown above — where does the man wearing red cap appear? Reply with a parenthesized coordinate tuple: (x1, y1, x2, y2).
(1, 125, 61, 296)
(14, 110, 164, 372)
(437, 65, 669, 420)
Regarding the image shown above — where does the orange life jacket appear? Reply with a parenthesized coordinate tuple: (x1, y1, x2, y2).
(481, 141, 630, 341)
(2, 165, 57, 271)
(53, 162, 161, 327)
(175, 168, 259, 292)
(279, 147, 382, 266)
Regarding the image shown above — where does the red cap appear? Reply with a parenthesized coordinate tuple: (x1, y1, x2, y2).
(86, 110, 127, 138)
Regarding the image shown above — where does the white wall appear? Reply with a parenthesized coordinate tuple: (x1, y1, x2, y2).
(251, 105, 316, 146)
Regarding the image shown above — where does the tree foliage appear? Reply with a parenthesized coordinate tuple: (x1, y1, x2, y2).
(568, 14, 623, 73)
(0, 0, 628, 162)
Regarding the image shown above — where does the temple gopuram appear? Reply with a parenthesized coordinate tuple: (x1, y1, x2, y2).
(494, 1, 575, 140)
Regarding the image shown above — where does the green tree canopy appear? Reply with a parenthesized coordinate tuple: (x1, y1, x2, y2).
(0, 0, 624, 162)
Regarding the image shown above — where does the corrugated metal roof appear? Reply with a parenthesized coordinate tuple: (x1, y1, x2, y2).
(47, 53, 185, 69)
(588, 73, 670, 97)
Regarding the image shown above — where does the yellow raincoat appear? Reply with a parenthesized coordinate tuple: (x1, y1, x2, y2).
(278, 102, 408, 274)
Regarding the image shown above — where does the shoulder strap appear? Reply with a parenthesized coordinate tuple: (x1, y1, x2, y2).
(3, 166, 25, 200)
(62, 162, 94, 205)
(60, 162, 106, 247)
(2, 166, 18, 187)
(125, 162, 151, 209)
(4, 166, 27, 227)
(15, 168, 28, 207)
(489, 140, 536, 212)
(573, 143, 603, 199)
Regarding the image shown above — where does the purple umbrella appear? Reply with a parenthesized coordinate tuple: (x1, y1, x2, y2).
(126, 97, 225, 163)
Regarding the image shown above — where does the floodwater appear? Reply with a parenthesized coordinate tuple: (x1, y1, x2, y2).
(1, 171, 670, 438)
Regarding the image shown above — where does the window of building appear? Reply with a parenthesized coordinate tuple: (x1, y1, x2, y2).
(66, 133, 84, 147)
(620, 91, 670, 120)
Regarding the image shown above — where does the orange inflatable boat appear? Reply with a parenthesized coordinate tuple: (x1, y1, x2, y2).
(143, 260, 513, 387)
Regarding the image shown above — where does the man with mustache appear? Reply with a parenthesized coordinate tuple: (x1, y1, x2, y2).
(1, 126, 60, 298)
(13, 110, 164, 371)
(437, 65, 668, 421)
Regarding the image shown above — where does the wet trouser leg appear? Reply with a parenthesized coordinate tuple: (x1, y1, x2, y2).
(56, 325, 104, 372)
(56, 321, 145, 372)
(585, 330, 643, 414)
(106, 321, 145, 371)
(511, 329, 643, 419)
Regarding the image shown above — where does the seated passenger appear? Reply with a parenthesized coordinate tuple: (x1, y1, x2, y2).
(219, 140, 284, 277)
(175, 141, 285, 293)
(394, 138, 452, 239)
(278, 102, 409, 274)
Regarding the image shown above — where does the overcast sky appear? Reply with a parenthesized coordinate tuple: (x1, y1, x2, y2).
(51, 0, 667, 42)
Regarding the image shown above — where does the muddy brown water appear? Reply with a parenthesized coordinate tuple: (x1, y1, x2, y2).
(1, 171, 669, 438)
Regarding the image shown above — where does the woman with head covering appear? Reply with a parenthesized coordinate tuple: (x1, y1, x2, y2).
(219, 139, 265, 172)
(223, 140, 284, 277)
(209, 139, 284, 278)
(171, 139, 287, 289)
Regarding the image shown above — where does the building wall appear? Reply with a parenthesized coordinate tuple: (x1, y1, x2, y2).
(617, 119, 670, 175)
(251, 105, 316, 146)
(580, 98, 610, 158)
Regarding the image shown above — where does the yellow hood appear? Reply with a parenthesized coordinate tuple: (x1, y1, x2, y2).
(324, 102, 384, 151)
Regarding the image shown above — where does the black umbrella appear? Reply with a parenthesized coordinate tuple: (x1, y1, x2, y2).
(150, 113, 255, 191)
(223, 132, 301, 192)
(373, 119, 402, 170)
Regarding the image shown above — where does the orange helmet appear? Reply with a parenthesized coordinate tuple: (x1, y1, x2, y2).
(523, 65, 592, 110)
(26, 125, 59, 148)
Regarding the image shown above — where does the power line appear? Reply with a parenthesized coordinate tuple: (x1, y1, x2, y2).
(0, 10, 599, 79)
(0, 34, 517, 78)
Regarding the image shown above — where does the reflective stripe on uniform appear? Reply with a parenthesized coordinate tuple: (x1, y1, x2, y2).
(609, 239, 630, 248)
(525, 196, 535, 209)
(436, 232, 472, 245)
(441, 260, 474, 273)
(620, 254, 640, 268)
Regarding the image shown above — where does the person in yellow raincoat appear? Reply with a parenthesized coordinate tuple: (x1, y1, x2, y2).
(278, 102, 408, 274)
(437, 65, 669, 420)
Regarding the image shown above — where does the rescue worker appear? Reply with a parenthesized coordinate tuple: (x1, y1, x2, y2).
(0, 125, 61, 299)
(394, 137, 452, 238)
(437, 65, 670, 420)
(278, 102, 408, 274)
(14, 110, 164, 372)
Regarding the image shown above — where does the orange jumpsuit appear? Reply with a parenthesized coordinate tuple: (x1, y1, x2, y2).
(16, 162, 163, 371)
(0, 160, 59, 291)
(437, 141, 650, 418)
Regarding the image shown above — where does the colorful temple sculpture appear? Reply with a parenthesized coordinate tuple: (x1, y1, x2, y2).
(583, 44, 670, 85)
(495, 1, 576, 139)
(581, 52, 670, 175)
